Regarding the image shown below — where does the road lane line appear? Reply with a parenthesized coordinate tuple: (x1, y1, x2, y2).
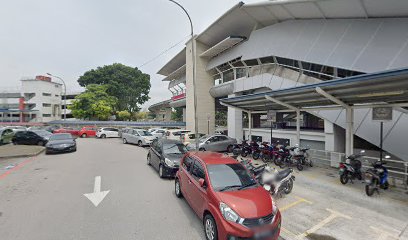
(0, 157, 35, 180)
(297, 208, 351, 239)
(280, 196, 312, 212)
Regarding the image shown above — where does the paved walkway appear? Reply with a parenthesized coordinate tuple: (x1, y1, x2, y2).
(0, 145, 44, 159)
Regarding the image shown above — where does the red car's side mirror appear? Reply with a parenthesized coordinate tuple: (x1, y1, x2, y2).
(199, 178, 206, 188)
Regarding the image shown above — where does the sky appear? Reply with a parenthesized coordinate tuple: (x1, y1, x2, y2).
(0, 0, 260, 109)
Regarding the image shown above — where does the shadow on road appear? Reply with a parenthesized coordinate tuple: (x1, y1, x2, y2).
(307, 233, 337, 240)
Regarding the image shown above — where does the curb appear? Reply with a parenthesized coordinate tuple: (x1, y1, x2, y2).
(0, 148, 45, 159)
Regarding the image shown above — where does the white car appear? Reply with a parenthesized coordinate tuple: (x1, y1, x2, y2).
(96, 127, 120, 138)
(122, 129, 156, 146)
(165, 129, 191, 140)
(8, 126, 27, 133)
(150, 129, 167, 138)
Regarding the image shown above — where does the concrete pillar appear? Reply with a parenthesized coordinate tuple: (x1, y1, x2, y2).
(165, 108, 172, 122)
(182, 108, 186, 122)
(324, 120, 335, 152)
(227, 94, 243, 143)
(185, 38, 215, 134)
(248, 112, 252, 141)
(345, 107, 354, 156)
(296, 110, 301, 145)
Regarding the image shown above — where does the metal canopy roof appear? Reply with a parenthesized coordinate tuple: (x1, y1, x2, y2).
(157, 48, 186, 76)
(220, 68, 408, 112)
(197, 0, 408, 47)
(162, 64, 186, 82)
(200, 36, 246, 58)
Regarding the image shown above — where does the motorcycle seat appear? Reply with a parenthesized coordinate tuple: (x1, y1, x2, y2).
(276, 168, 293, 181)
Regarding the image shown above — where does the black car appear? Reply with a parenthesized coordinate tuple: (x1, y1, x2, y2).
(12, 131, 48, 146)
(45, 133, 77, 154)
(147, 139, 188, 178)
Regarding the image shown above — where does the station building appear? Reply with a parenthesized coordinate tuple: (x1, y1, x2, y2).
(152, 0, 408, 161)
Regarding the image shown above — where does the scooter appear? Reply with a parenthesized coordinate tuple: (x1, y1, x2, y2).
(339, 150, 364, 185)
(262, 166, 296, 196)
(365, 156, 390, 196)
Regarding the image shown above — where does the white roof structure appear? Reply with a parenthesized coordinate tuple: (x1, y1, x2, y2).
(158, 0, 408, 75)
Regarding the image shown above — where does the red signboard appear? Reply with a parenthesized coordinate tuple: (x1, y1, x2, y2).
(172, 93, 186, 101)
(35, 75, 52, 82)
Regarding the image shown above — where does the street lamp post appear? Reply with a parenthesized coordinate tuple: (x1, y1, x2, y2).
(47, 73, 67, 121)
(168, 0, 199, 150)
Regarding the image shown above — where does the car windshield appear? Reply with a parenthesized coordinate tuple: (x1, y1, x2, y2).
(207, 164, 257, 192)
(163, 143, 188, 154)
(32, 130, 52, 137)
(138, 130, 152, 136)
(199, 135, 209, 141)
(49, 134, 73, 141)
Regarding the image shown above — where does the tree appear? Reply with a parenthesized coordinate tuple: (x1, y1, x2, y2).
(171, 108, 183, 121)
(69, 84, 117, 120)
(116, 110, 131, 121)
(78, 63, 150, 113)
(132, 111, 149, 121)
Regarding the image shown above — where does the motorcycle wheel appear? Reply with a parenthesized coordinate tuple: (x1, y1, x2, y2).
(283, 179, 294, 194)
(252, 152, 260, 160)
(232, 149, 240, 156)
(297, 163, 304, 171)
(309, 159, 313, 167)
(241, 151, 248, 157)
(340, 173, 349, 185)
(274, 157, 282, 167)
(261, 154, 270, 163)
(365, 184, 376, 196)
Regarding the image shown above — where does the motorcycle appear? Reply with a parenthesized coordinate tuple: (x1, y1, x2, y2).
(365, 156, 390, 196)
(239, 158, 295, 195)
(274, 145, 291, 167)
(262, 166, 296, 196)
(238, 140, 259, 158)
(339, 150, 364, 185)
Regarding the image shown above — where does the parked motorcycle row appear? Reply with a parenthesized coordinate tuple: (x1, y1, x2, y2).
(232, 140, 313, 171)
(338, 150, 390, 197)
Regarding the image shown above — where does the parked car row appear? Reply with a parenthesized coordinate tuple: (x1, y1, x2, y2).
(145, 137, 281, 240)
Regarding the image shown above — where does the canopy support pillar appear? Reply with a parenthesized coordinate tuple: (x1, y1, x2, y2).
(265, 95, 300, 145)
(316, 87, 353, 155)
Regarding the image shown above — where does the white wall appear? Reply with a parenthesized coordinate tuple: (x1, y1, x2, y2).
(21, 80, 62, 122)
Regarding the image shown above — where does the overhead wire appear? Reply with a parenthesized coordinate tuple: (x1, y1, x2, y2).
(138, 34, 190, 69)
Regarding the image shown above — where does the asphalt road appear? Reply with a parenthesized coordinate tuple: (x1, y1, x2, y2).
(0, 138, 206, 240)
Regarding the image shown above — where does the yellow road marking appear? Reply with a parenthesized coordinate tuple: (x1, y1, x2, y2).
(280, 196, 312, 212)
(297, 208, 351, 239)
(370, 226, 400, 240)
(281, 227, 298, 238)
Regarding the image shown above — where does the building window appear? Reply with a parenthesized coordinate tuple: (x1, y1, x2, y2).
(42, 93, 52, 97)
(42, 103, 51, 107)
(55, 94, 59, 97)
(42, 114, 51, 117)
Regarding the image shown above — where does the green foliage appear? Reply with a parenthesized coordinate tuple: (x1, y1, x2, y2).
(132, 111, 148, 121)
(78, 63, 150, 113)
(171, 108, 183, 121)
(68, 84, 117, 120)
(116, 110, 131, 121)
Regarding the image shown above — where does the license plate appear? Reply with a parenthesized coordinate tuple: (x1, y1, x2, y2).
(254, 230, 273, 239)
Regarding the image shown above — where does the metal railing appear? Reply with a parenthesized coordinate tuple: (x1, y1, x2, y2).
(308, 149, 408, 189)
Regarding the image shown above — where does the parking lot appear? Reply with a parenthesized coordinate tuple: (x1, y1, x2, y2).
(0, 138, 407, 240)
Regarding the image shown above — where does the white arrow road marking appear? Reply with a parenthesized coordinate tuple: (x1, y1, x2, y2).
(83, 176, 110, 207)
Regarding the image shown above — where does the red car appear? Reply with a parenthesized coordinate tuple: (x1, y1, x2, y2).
(175, 152, 281, 240)
(53, 127, 80, 136)
(78, 126, 97, 138)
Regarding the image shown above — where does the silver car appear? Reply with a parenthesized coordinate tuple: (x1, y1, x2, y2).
(122, 129, 156, 147)
(189, 134, 237, 152)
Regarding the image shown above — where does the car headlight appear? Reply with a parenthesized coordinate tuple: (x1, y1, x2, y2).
(220, 202, 241, 223)
(165, 158, 174, 167)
